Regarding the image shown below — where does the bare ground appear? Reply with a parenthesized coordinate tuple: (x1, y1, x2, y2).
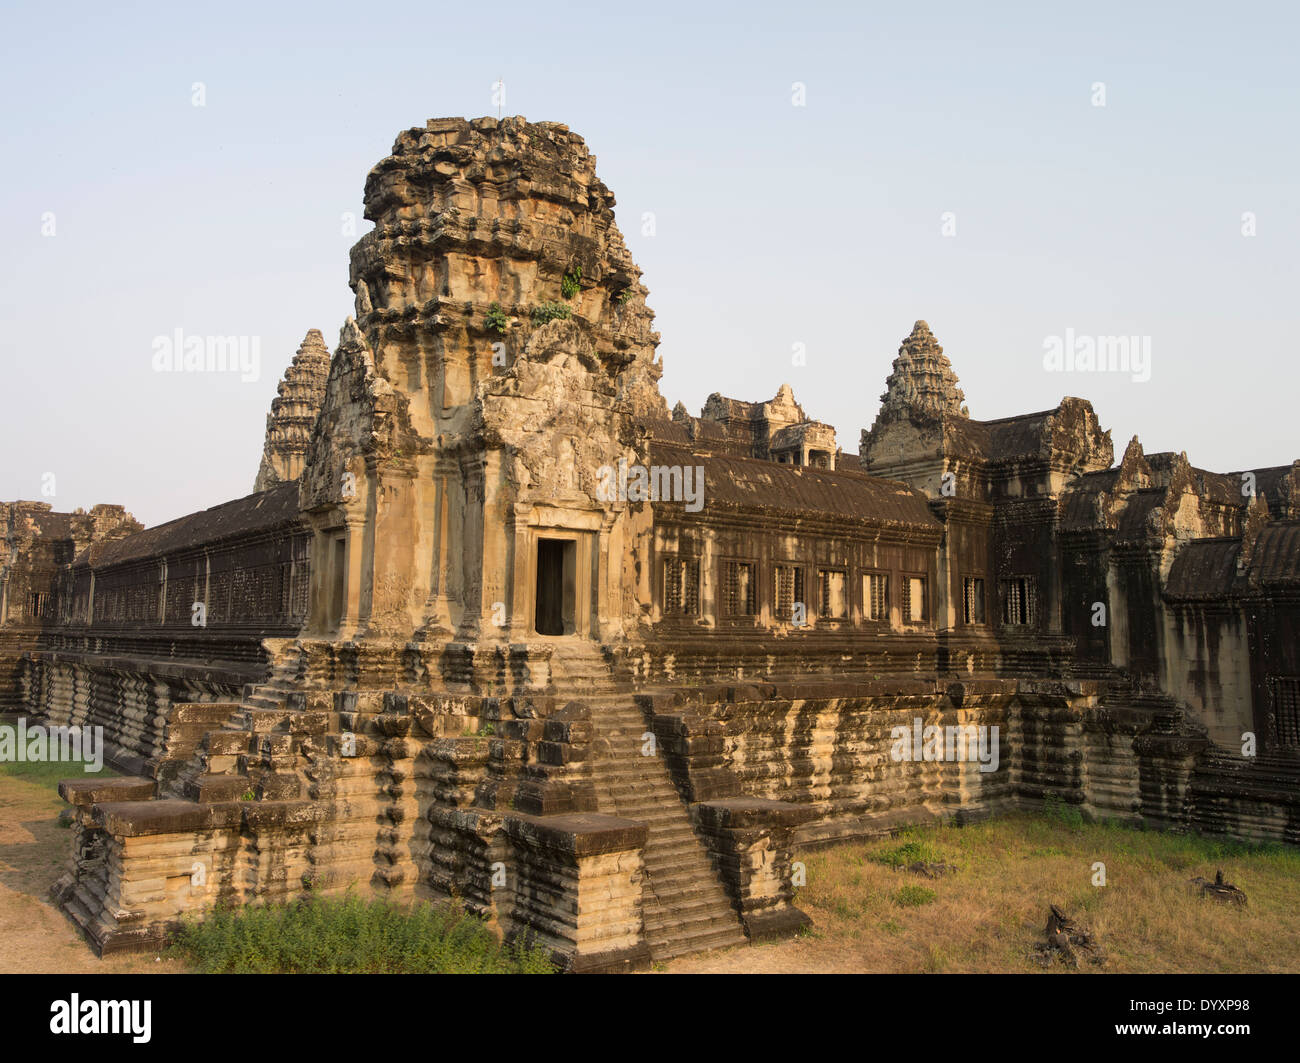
(0, 765, 184, 974)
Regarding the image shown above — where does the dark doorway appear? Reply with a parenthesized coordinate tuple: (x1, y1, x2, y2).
(535, 538, 576, 635)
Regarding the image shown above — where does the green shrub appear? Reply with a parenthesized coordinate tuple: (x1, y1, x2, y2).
(170, 894, 556, 974)
(531, 301, 572, 325)
(484, 302, 509, 334)
(873, 836, 943, 869)
(560, 266, 581, 299)
(1042, 793, 1085, 829)
(893, 884, 936, 908)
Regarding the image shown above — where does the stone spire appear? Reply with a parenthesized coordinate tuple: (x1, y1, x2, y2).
(348, 116, 665, 426)
(876, 321, 967, 422)
(253, 329, 332, 492)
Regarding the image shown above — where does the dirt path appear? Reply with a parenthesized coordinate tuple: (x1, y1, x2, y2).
(0, 769, 184, 974)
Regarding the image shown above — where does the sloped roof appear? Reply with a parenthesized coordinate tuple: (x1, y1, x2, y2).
(930, 407, 1080, 465)
(1059, 469, 1120, 530)
(1250, 521, 1300, 586)
(650, 441, 938, 528)
(1165, 539, 1242, 599)
(981, 409, 1058, 460)
(644, 414, 769, 461)
(84, 482, 303, 568)
(1146, 453, 1242, 507)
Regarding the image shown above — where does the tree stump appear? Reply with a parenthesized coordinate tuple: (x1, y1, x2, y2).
(1034, 904, 1106, 968)
(1188, 869, 1247, 907)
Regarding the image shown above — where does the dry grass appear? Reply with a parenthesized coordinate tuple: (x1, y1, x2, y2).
(782, 812, 1300, 973)
(665, 808, 1300, 973)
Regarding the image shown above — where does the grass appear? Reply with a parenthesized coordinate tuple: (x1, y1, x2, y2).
(0, 758, 117, 788)
(169, 894, 557, 974)
(893, 884, 936, 907)
(789, 812, 1300, 973)
(871, 838, 950, 870)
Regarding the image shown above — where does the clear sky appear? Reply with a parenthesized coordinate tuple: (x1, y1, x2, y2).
(2, 0, 1296, 528)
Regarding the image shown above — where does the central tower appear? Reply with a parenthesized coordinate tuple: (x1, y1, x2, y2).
(298, 117, 665, 657)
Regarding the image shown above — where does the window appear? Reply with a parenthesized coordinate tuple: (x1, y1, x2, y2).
(773, 564, 804, 624)
(818, 569, 848, 619)
(723, 561, 756, 616)
(27, 592, 49, 619)
(963, 577, 985, 624)
(901, 576, 927, 623)
(1272, 677, 1300, 749)
(864, 573, 889, 621)
(663, 556, 700, 617)
(1001, 577, 1035, 627)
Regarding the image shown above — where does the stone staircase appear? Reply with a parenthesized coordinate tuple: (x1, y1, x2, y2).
(74, 635, 756, 965)
(148, 701, 245, 797)
(160, 643, 318, 803)
(587, 695, 746, 962)
(547, 642, 630, 696)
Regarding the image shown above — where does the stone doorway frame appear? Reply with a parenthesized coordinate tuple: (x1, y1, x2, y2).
(511, 518, 597, 640)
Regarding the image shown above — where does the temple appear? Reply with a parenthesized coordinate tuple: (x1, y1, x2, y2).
(3, 117, 1298, 971)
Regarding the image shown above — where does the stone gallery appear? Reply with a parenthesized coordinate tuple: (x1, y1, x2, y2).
(2, 117, 1298, 971)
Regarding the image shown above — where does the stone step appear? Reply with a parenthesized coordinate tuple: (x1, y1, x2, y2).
(648, 924, 747, 962)
(203, 730, 253, 755)
(643, 899, 739, 928)
(588, 698, 745, 962)
(595, 783, 684, 802)
(183, 774, 250, 803)
(643, 836, 714, 859)
(170, 702, 243, 724)
(641, 880, 732, 911)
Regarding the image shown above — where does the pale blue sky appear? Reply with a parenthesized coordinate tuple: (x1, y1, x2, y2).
(2, 0, 1296, 527)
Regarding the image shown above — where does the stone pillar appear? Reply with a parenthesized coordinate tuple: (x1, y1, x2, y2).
(423, 460, 462, 637)
(338, 518, 365, 639)
(597, 511, 621, 641)
(419, 463, 451, 637)
(458, 455, 486, 640)
(479, 450, 511, 641)
(507, 504, 533, 640)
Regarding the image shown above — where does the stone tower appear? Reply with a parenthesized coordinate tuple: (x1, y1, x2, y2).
(874, 320, 968, 425)
(298, 117, 665, 651)
(253, 329, 331, 492)
(859, 320, 971, 479)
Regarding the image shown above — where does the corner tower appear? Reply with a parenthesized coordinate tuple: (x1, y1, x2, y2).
(254, 329, 331, 492)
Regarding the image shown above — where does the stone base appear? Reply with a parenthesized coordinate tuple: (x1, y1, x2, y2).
(567, 942, 651, 974)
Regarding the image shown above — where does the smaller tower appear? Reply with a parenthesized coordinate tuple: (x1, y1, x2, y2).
(254, 329, 331, 492)
(874, 320, 968, 425)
